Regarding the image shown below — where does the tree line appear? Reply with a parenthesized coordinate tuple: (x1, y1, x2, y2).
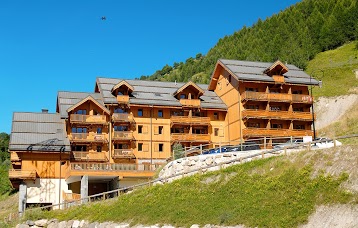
(138, 0, 358, 84)
(0, 132, 12, 195)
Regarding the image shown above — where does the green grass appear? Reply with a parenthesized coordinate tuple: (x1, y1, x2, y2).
(306, 41, 358, 98)
(23, 154, 357, 227)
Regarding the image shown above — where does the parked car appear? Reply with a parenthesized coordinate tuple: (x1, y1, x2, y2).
(274, 139, 304, 149)
(229, 142, 261, 151)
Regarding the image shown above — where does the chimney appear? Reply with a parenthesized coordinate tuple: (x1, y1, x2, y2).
(42, 108, 49, 113)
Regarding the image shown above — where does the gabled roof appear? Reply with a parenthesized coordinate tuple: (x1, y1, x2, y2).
(57, 91, 105, 118)
(264, 60, 288, 75)
(208, 59, 320, 90)
(9, 112, 71, 152)
(95, 78, 227, 110)
(173, 81, 205, 97)
(67, 95, 110, 115)
(111, 80, 134, 94)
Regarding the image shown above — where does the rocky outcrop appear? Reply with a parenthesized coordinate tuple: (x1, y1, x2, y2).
(157, 150, 275, 183)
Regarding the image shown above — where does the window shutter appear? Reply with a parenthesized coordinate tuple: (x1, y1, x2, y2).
(219, 128, 224, 137)
(154, 143, 159, 152)
(154, 126, 159, 135)
(143, 144, 149, 152)
(143, 125, 148, 134)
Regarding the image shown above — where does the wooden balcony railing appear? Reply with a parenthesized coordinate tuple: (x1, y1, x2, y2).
(71, 163, 157, 172)
(112, 113, 134, 123)
(242, 110, 315, 121)
(70, 133, 107, 143)
(9, 169, 36, 180)
(170, 116, 211, 126)
(63, 191, 81, 202)
(243, 128, 313, 137)
(241, 91, 313, 104)
(171, 133, 211, 142)
(112, 149, 135, 159)
(179, 99, 201, 107)
(70, 114, 107, 124)
(72, 152, 108, 161)
(112, 131, 134, 141)
(117, 95, 130, 104)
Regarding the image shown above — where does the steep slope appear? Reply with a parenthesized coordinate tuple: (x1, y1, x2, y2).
(140, 0, 358, 86)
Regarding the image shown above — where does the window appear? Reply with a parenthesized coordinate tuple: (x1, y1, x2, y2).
(271, 123, 282, 129)
(74, 109, 87, 115)
(158, 126, 163, 134)
(180, 94, 186, 99)
(72, 145, 86, 152)
(117, 91, 123, 96)
(214, 128, 219, 136)
(270, 106, 281, 111)
(158, 110, 163, 118)
(247, 105, 259, 110)
(72, 127, 87, 133)
(245, 88, 258, 92)
(159, 144, 163, 152)
(97, 146, 102, 152)
(114, 125, 128, 131)
(138, 109, 143, 117)
(293, 107, 304, 112)
(292, 90, 303, 94)
(97, 127, 102, 134)
(248, 123, 260, 128)
(138, 125, 143, 133)
(294, 124, 305, 130)
(213, 112, 218, 120)
(138, 143, 143, 151)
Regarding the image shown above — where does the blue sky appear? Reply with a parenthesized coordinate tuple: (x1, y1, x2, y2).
(0, 0, 301, 133)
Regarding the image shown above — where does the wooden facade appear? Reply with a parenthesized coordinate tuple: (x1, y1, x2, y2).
(9, 59, 318, 209)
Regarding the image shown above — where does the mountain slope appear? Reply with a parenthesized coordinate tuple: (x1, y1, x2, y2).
(140, 0, 358, 87)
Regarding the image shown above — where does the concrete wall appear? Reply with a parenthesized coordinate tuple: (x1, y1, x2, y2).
(25, 178, 68, 209)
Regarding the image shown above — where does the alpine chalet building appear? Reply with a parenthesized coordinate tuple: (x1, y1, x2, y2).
(8, 59, 320, 211)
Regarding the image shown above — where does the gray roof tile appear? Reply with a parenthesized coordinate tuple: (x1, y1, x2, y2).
(10, 112, 70, 152)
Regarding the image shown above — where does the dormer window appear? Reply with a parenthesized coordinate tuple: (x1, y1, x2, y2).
(180, 94, 186, 99)
(114, 108, 126, 113)
(117, 91, 123, 96)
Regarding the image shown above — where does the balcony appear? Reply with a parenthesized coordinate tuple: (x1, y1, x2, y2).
(112, 131, 134, 141)
(243, 128, 313, 137)
(171, 133, 211, 142)
(179, 99, 201, 107)
(72, 152, 108, 161)
(170, 116, 211, 126)
(9, 169, 36, 180)
(241, 91, 313, 104)
(68, 163, 158, 178)
(112, 149, 135, 159)
(117, 95, 130, 104)
(70, 114, 107, 124)
(70, 133, 107, 143)
(112, 113, 134, 123)
(242, 110, 315, 121)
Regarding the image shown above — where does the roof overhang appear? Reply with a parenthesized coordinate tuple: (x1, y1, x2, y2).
(66, 95, 110, 115)
(173, 81, 204, 97)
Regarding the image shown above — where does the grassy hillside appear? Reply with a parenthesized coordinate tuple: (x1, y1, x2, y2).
(307, 41, 358, 97)
(21, 146, 358, 227)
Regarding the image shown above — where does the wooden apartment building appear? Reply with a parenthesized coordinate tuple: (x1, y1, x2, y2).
(8, 59, 319, 211)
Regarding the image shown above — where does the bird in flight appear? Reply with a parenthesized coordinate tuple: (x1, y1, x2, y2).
(101, 16, 106, 20)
